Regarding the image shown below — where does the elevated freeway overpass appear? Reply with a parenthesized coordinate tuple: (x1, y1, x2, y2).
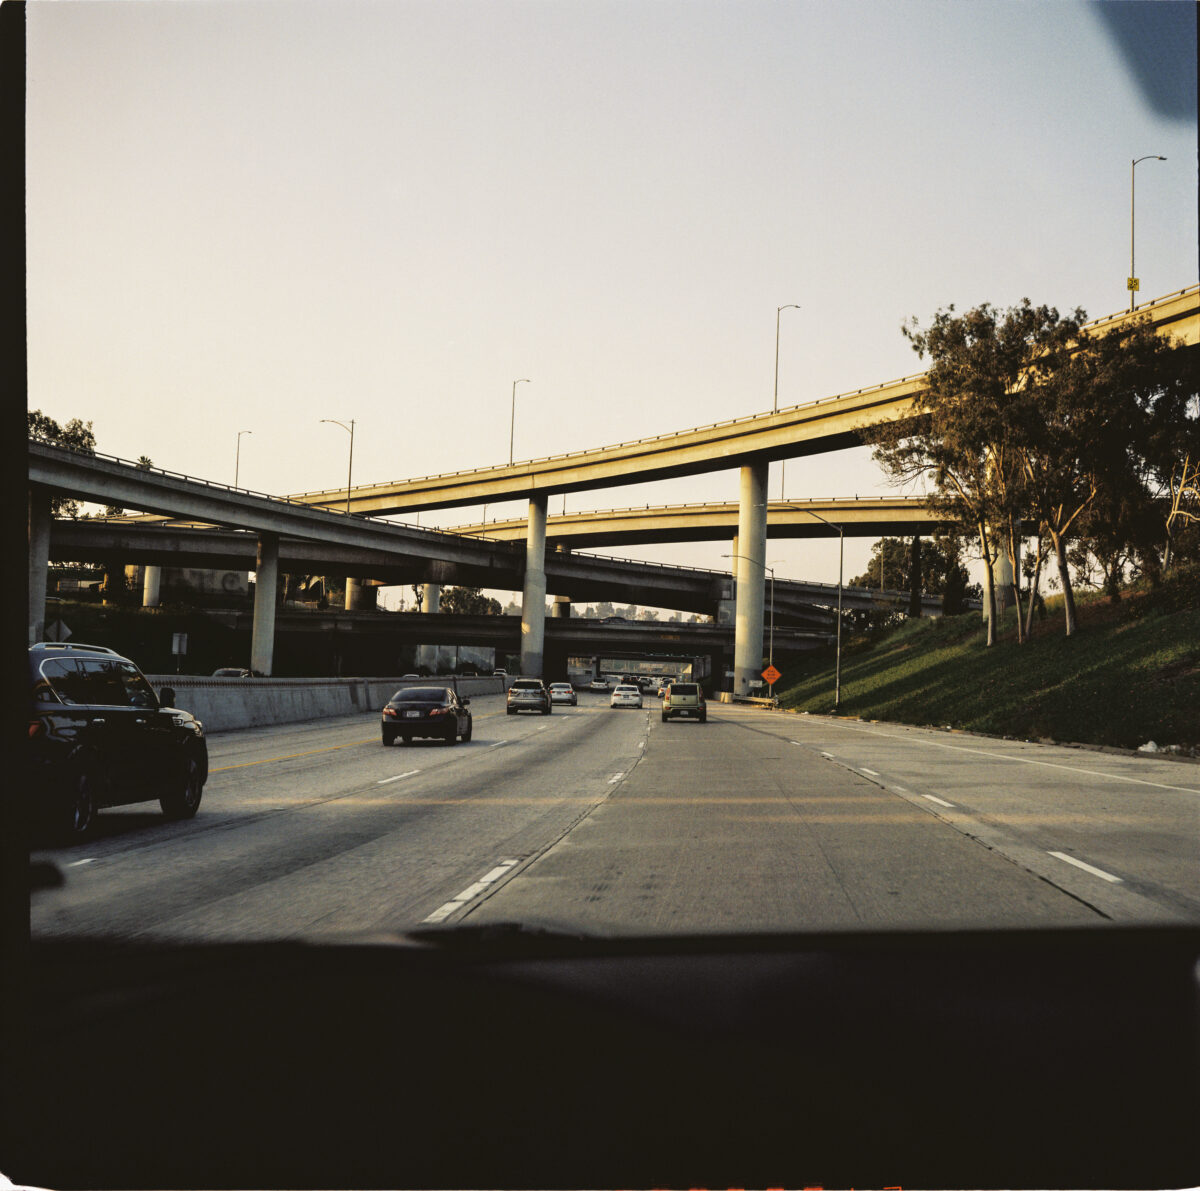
(29, 287, 1195, 692)
(449, 496, 953, 548)
(279, 286, 1196, 694)
(285, 288, 1198, 517)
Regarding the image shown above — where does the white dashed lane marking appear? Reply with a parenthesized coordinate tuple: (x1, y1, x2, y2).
(422, 859, 521, 924)
(1048, 851, 1123, 883)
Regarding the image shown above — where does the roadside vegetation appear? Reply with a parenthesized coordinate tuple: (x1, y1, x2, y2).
(776, 563, 1199, 753)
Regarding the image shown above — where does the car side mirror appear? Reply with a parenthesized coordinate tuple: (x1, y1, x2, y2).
(159, 687, 176, 708)
(461, 697, 471, 706)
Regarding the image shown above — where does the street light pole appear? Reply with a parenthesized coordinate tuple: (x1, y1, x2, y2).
(801, 509, 843, 712)
(320, 418, 356, 514)
(509, 379, 530, 466)
(774, 304, 800, 500)
(234, 429, 251, 488)
(1130, 155, 1166, 312)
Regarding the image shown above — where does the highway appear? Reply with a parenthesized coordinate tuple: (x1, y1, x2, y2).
(30, 693, 1200, 940)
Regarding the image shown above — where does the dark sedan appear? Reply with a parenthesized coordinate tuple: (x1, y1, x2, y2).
(381, 686, 472, 746)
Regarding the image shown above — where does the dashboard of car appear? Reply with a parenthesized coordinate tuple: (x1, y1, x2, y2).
(3, 922, 1198, 1189)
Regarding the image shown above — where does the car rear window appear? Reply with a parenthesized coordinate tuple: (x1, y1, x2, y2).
(391, 687, 448, 703)
(512, 681, 543, 690)
(671, 684, 698, 696)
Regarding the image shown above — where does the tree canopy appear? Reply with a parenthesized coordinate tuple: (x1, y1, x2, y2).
(874, 300, 1196, 642)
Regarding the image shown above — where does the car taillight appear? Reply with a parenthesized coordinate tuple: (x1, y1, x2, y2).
(383, 707, 398, 718)
(28, 720, 45, 740)
(428, 707, 448, 717)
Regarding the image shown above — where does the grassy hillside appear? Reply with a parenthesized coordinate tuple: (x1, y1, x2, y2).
(775, 564, 1200, 753)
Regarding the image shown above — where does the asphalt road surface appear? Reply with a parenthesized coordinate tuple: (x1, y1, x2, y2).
(30, 693, 1200, 941)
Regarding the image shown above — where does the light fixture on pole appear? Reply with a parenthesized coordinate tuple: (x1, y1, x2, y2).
(1129, 155, 1166, 312)
(509, 379, 530, 466)
(721, 551, 779, 696)
(319, 418, 356, 514)
(800, 509, 844, 712)
(774, 304, 801, 500)
(234, 430, 252, 488)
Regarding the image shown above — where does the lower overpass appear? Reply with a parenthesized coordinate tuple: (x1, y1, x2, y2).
(45, 518, 945, 628)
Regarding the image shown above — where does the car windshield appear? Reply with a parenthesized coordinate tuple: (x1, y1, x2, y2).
(18, 9, 1200, 1185)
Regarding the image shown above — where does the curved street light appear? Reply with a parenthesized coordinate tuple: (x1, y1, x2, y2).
(320, 418, 356, 514)
(774, 304, 801, 499)
(798, 509, 844, 712)
(1130, 155, 1166, 312)
(509, 379, 531, 466)
(234, 429, 252, 488)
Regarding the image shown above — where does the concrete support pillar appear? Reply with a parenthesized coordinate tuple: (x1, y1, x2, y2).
(733, 462, 768, 696)
(552, 595, 571, 618)
(345, 578, 379, 611)
(417, 583, 442, 670)
(251, 533, 280, 677)
(28, 487, 51, 646)
(520, 494, 549, 677)
(142, 565, 162, 608)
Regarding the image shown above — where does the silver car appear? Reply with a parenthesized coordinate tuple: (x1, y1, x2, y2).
(548, 682, 578, 706)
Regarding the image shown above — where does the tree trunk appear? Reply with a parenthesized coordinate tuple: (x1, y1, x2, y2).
(1024, 534, 1045, 640)
(978, 522, 997, 647)
(1050, 530, 1077, 636)
(1005, 522, 1025, 644)
(907, 536, 922, 618)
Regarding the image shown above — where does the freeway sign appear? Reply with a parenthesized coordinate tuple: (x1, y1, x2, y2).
(762, 664, 781, 685)
(45, 620, 72, 642)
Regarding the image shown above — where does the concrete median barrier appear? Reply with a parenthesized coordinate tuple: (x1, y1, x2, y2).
(147, 675, 505, 734)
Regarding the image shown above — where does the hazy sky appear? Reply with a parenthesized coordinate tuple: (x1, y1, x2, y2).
(26, 0, 1198, 598)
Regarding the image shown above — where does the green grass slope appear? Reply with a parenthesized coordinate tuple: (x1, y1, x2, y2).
(776, 565, 1199, 753)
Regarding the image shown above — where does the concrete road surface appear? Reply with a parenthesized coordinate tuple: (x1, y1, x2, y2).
(30, 694, 1200, 941)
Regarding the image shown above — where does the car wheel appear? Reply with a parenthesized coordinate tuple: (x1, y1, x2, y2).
(382, 729, 396, 746)
(661, 712, 668, 722)
(700, 711, 707, 723)
(462, 717, 473, 742)
(445, 727, 458, 745)
(507, 708, 515, 716)
(161, 752, 204, 821)
(61, 768, 99, 842)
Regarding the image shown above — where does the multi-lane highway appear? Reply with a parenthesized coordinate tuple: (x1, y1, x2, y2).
(31, 692, 1200, 941)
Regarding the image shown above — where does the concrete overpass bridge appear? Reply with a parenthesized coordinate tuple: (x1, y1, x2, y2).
(29, 287, 1196, 691)
(281, 286, 1197, 693)
(449, 496, 952, 548)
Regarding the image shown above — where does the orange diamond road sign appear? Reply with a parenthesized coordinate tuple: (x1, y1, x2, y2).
(762, 665, 781, 685)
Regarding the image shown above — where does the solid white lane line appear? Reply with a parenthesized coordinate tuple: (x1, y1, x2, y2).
(376, 769, 420, 785)
(422, 859, 520, 924)
(923, 794, 955, 808)
(859, 767, 880, 777)
(823, 722, 1200, 794)
(1048, 851, 1123, 883)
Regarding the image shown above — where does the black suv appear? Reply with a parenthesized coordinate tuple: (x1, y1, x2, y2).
(28, 642, 208, 841)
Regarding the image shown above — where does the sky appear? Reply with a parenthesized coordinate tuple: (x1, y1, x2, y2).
(25, 0, 1198, 606)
